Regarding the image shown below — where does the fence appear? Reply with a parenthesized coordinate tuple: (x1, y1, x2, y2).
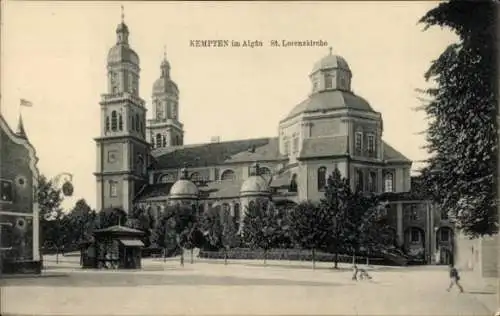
(199, 248, 387, 265)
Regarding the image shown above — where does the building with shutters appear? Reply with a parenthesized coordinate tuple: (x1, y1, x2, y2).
(0, 113, 41, 273)
(94, 17, 454, 265)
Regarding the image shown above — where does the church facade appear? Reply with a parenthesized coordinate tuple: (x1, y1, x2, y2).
(94, 18, 454, 264)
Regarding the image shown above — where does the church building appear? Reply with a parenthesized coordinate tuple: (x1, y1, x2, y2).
(94, 17, 454, 265)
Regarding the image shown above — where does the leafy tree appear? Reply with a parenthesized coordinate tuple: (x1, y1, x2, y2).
(201, 206, 224, 250)
(289, 201, 333, 269)
(126, 206, 155, 247)
(242, 200, 280, 264)
(418, 0, 497, 237)
(344, 193, 393, 264)
(66, 199, 98, 245)
(37, 175, 68, 261)
(151, 204, 198, 265)
(220, 207, 239, 265)
(320, 169, 352, 269)
(151, 212, 178, 262)
(97, 207, 127, 229)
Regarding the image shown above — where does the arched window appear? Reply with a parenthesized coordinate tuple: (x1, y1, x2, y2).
(135, 114, 140, 131)
(118, 114, 123, 131)
(158, 173, 175, 183)
(131, 116, 135, 132)
(198, 204, 204, 215)
(368, 171, 377, 192)
(355, 169, 364, 192)
(175, 135, 180, 146)
(139, 121, 143, 135)
(384, 172, 394, 193)
(317, 167, 327, 190)
(105, 116, 110, 131)
(410, 227, 422, 243)
(259, 167, 271, 176)
(221, 169, 235, 181)
(325, 73, 333, 89)
(289, 173, 298, 192)
(111, 111, 117, 131)
(234, 203, 240, 230)
(248, 200, 255, 210)
(156, 133, 162, 148)
(162, 135, 167, 147)
(136, 155, 144, 174)
(190, 172, 202, 182)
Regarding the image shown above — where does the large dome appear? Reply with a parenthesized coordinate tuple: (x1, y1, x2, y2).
(311, 54, 350, 74)
(283, 90, 374, 121)
(240, 175, 270, 196)
(107, 45, 139, 65)
(169, 179, 198, 200)
(152, 78, 178, 95)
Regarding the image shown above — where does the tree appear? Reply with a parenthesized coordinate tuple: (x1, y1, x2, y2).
(418, 0, 497, 237)
(126, 206, 155, 247)
(242, 200, 280, 265)
(220, 207, 238, 265)
(201, 206, 224, 250)
(97, 207, 127, 229)
(289, 201, 333, 269)
(66, 199, 98, 245)
(152, 204, 198, 266)
(37, 175, 68, 262)
(320, 169, 352, 269)
(151, 212, 178, 262)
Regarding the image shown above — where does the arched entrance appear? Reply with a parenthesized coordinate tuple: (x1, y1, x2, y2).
(435, 226, 454, 265)
(404, 227, 426, 263)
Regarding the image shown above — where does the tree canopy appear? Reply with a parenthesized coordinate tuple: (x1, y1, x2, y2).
(418, 0, 497, 237)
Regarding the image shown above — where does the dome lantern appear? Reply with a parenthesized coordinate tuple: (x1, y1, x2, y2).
(310, 47, 352, 94)
(240, 162, 270, 197)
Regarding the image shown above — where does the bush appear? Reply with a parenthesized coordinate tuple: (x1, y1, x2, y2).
(199, 248, 387, 265)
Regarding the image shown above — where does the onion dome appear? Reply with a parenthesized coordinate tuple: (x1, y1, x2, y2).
(240, 163, 270, 197)
(311, 47, 350, 74)
(107, 16, 139, 66)
(169, 167, 198, 200)
(152, 48, 178, 95)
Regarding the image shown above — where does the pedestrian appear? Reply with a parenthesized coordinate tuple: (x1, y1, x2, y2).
(446, 264, 464, 293)
(352, 264, 359, 281)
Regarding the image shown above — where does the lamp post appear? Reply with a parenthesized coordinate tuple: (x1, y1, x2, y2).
(41, 173, 75, 264)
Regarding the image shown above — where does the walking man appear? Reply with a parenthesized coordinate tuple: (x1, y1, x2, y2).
(447, 264, 464, 293)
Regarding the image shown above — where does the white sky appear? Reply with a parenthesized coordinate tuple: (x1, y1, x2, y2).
(1, 1, 457, 210)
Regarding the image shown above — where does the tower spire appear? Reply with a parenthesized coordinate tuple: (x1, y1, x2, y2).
(163, 45, 167, 61)
(121, 5, 125, 23)
(329, 46, 333, 55)
(16, 113, 27, 139)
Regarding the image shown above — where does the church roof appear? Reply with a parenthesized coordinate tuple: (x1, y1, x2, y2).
(383, 142, 411, 163)
(311, 54, 350, 74)
(282, 90, 375, 122)
(151, 137, 285, 169)
(299, 136, 349, 159)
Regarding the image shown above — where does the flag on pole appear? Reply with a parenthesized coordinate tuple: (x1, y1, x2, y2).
(20, 99, 33, 107)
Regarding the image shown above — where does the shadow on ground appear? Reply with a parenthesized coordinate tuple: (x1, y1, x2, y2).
(0, 272, 348, 288)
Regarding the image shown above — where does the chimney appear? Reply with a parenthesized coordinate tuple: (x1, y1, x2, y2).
(210, 136, 220, 143)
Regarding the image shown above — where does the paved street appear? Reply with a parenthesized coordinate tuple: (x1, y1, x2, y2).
(0, 255, 497, 316)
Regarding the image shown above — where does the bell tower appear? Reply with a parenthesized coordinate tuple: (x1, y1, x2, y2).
(94, 8, 149, 213)
(147, 46, 184, 149)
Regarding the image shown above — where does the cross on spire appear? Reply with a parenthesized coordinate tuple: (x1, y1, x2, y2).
(329, 46, 333, 55)
(163, 45, 167, 60)
(121, 5, 125, 23)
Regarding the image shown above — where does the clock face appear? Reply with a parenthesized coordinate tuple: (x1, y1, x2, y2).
(108, 150, 118, 163)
